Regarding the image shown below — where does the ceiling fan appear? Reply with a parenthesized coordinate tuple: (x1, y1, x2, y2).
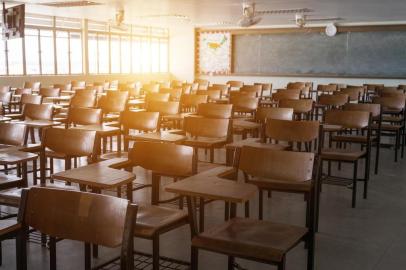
(108, 8, 129, 31)
(292, 13, 343, 28)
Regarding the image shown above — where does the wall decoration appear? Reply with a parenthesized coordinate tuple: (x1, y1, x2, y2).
(197, 31, 231, 75)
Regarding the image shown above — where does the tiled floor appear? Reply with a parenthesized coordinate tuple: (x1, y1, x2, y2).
(1, 143, 406, 269)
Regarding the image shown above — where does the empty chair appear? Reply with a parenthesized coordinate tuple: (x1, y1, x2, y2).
(231, 96, 258, 119)
(171, 80, 184, 88)
(0, 92, 12, 114)
(146, 101, 180, 129)
(7, 94, 42, 119)
(227, 80, 244, 90)
(23, 82, 41, 90)
(194, 79, 209, 90)
(0, 86, 10, 94)
(317, 84, 338, 94)
(23, 103, 53, 121)
(313, 94, 349, 120)
(145, 92, 170, 105)
(254, 83, 272, 97)
(65, 107, 102, 128)
(18, 187, 137, 269)
(70, 90, 97, 108)
(335, 87, 364, 102)
(142, 83, 160, 94)
(320, 110, 372, 208)
(191, 147, 317, 270)
(210, 84, 229, 97)
(71, 81, 86, 89)
(98, 91, 128, 122)
(240, 85, 262, 97)
(196, 89, 221, 102)
(272, 90, 300, 102)
(229, 90, 257, 99)
(159, 88, 182, 101)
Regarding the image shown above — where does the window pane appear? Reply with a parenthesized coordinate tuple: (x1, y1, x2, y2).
(70, 32, 82, 74)
(7, 38, 23, 75)
(0, 40, 6, 75)
(25, 29, 40, 74)
(160, 41, 168, 72)
(131, 38, 141, 73)
(88, 33, 98, 74)
(56, 31, 69, 74)
(110, 35, 120, 73)
(40, 30, 55, 74)
(98, 34, 109, 73)
(141, 38, 150, 73)
(121, 36, 131, 73)
(151, 39, 159, 73)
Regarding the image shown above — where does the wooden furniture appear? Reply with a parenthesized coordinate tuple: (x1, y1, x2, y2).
(65, 107, 102, 128)
(197, 103, 233, 119)
(194, 79, 209, 90)
(334, 87, 364, 103)
(279, 98, 313, 120)
(17, 187, 138, 270)
(321, 110, 372, 208)
(0, 92, 11, 114)
(180, 94, 208, 112)
(313, 93, 349, 120)
(146, 101, 180, 129)
(226, 80, 244, 91)
(98, 90, 128, 123)
(0, 218, 22, 269)
(240, 85, 262, 97)
(159, 88, 182, 101)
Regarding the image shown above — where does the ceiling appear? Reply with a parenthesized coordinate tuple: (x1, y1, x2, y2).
(9, 0, 406, 27)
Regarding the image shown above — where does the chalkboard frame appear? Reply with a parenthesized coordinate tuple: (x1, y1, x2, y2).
(195, 24, 406, 79)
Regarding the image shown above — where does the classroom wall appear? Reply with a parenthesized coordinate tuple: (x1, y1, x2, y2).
(169, 23, 406, 87)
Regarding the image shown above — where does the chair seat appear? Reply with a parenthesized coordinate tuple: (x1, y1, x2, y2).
(103, 114, 120, 122)
(321, 148, 367, 161)
(225, 138, 288, 151)
(192, 217, 307, 262)
(248, 178, 312, 193)
(134, 205, 188, 238)
(99, 151, 128, 160)
(382, 115, 404, 122)
(373, 123, 403, 131)
(0, 174, 23, 190)
(233, 120, 261, 130)
(4, 113, 23, 120)
(0, 219, 20, 237)
(20, 143, 41, 152)
(183, 137, 228, 148)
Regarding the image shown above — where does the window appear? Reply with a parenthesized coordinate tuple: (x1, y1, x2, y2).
(25, 28, 40, 74)
(0, 39, 6, 75)
(121, 36, 131, 73)
(40, 30, 55, 74)
(88, 33, 98, 74)
(70, 32, 82, 74)
(56, 31, 69, 74)
(7, 38, 23, 75)
(160, 40, 168, 72)
(131, 38, 142, 73)
(98, 34, 109, 74)
(141, 38, 150, 73)
(110, 35, 120, 73)
(151, 38, 160, 73)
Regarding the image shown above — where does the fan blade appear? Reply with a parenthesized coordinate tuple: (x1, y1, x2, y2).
(256, 8, 313, 15)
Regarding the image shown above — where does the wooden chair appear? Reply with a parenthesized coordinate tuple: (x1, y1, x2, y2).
(39, 87, 60, 99)
(147, 101, 180, 129)
(145, 92, 170, 105)
(271, 90, 300, 103)
(227, 80, 244, 91)
(171, 80, 184, 88)
(342, 103, 382, 174)
(98, 90, 128, 123)
(0, 218, 22, 269)
(23, 82, 41, 91)
(39, 128, 97, 186)
(70, 90, 97, 108)
(372, 96, 406, 162)
(7, 94, 42, 119)
(121, 111, 160, 151)
(0, 86, 10, 94)
(231, 96, 258, 119)
(65, 107, 102, 128)
(317, 84, 337, 94)
(180, 94, 208, 112)
(191, 147, 318, 270)
(313, 93, 349, 120)
(0, 92, 11, 114)
(229, 90, 256, 99)
(194, 79, 209, 90)
(18, 187, 137, 270)
(254, 83, 272, 98)
(334, 87, 364, 103)
(240, 85, 262, 97)
(182, 117, 232, 170)
(142, 83, 160, 94)
(279, 98, 313, 120)
(210, 84, 229, 97)
(197, 89, 221, 102)
(71, 81, 86, 89)
(182, 83, 193, 94)
(320, 110, 372, 208)
(119, 142, 191, 270)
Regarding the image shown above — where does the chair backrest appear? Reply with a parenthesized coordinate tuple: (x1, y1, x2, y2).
(121, 111, 159, 132)
(272, 91, 300, 101)
(227, 80, 244, 89)
(364, 84, 384, 92)
(287, 82, 306, 90)
(182, 84, 192, 94)
(184, 116, 230, 138)
(324, 110, 370, 129)
(197, 103, 233, 119)
(20, 187, 137, 249)
(0, 123, 27, 146)
(70, 92, 97, 108)
(317, 84, 337, 93)
(142, 83, 160, 94)
(254, 83, 272, 96)
(380, 91, 406, 98)
(180, 94, 208, 111)
(145, 92, 170, 103)
(99, 91, 128, 113)
(71, 81, 86, 88)
(23, 103, 53, 120)
(128, 141, 194, 177)
(197, 89, 221, 100)
(239, 146, 314, 182)
(279, 99, 313, 114)
(42, 128, 96, 156)
(240, 85, 262, 97)
(0, 92, 12, 105)
(229, 90, 257, 99)
(230, 96, 258, 113)
(159, 88, 182, 101)
(194, 79, 209, 90)
(335, 87, 363, 102)
(372, 96, 405, 111)
(147, 101, 180, 116)
(23, 81, 41, 90)
(255, 107, 294, 123)
(14, 88, 32, 95)
(39, 88, 60, 98)
(67, 107, 102, 126)
(20, 94, 42, 105)
(343, 103, 381, 118)
(210, 84, 229, 96)
(171, 80, 184, 88)
(265, 119, 320, 143)
(318, 94, 349, 107)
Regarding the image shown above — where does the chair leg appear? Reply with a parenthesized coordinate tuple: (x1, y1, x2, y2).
(278, 255, 286, 270)
(16, 228, 27, 270)
(395, 131, 399, 162)
(352, 161, 358, 208)
(259, 189, 263, 220)
(84, 243, 91, 270)
(210, 148, 214, 163)
(152, 236, 160, 270)
(374, 141, 380, 175)
(49, 236, 57, 270)
(191, 246, 199, 270)
(227, 256, 234, 270)
(33, 159, 38, 185)
(244, 201, 250, 218)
